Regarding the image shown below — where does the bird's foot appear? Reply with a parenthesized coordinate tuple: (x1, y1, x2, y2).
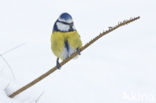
(76, 48, 81, 55)
(56, 62, 61, 69)
(56, 58, 61, 69)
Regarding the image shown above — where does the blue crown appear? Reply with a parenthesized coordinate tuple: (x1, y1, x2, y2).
(59, 12, 72, 21)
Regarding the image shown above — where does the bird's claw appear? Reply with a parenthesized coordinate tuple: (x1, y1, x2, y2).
(56, 63, 61, 69)
(56, 58, 61, 69)
(76, 48, 81, 55)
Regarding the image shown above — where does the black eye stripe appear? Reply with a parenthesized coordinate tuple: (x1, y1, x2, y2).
(58, 21, 73, 26)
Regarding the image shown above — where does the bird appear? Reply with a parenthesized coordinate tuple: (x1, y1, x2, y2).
(51, 12, 82, 69)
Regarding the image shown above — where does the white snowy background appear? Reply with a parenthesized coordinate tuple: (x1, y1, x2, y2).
(0, 0, 156, 103)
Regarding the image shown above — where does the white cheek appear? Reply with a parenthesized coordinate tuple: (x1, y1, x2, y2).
(56, 22, 70, 31)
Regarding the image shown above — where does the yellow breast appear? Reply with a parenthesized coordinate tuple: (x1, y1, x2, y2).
(51, 31, 82, 60)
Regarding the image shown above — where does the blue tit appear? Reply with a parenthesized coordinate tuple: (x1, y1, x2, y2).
(51, 12, 82, 69)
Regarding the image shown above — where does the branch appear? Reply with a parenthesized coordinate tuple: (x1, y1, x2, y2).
(9, 16, 140, 98)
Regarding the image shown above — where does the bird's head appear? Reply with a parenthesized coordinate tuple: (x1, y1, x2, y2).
(53, 12, 76, 32)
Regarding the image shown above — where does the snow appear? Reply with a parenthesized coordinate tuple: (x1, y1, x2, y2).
(0, 0, 156, 103)
(0, 77, 36, 103)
